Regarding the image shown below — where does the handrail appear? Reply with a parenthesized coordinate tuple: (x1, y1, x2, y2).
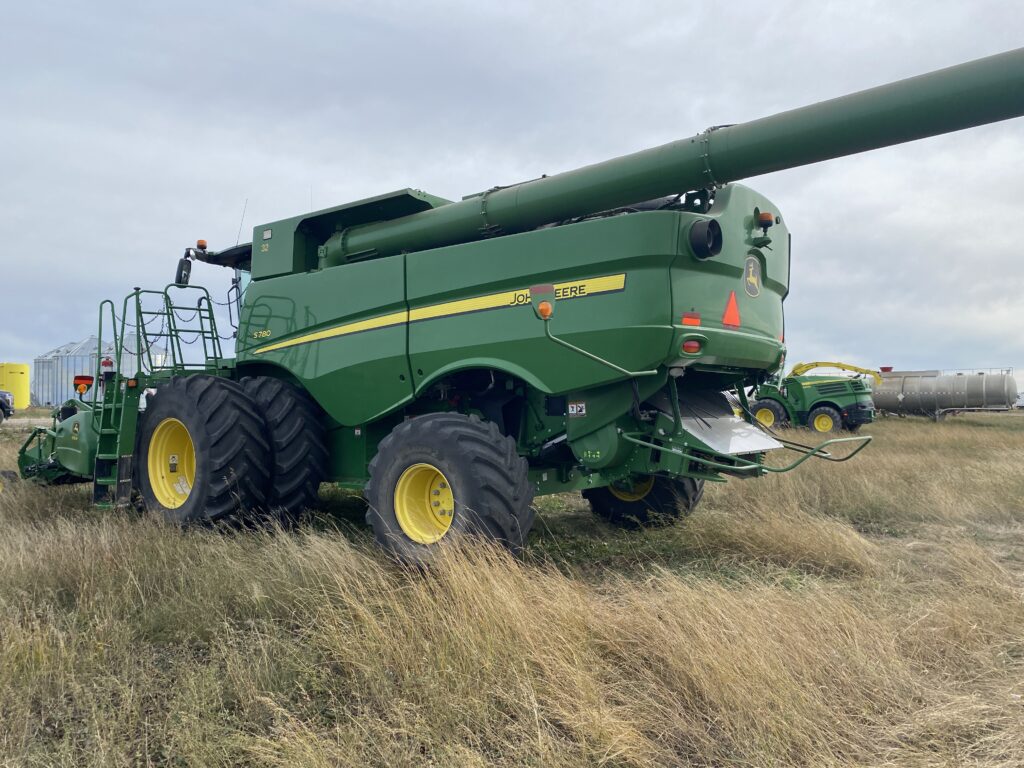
(542, 318, 658, 378)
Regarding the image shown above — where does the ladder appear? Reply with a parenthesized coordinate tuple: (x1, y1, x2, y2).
(90, 286, 223, 506)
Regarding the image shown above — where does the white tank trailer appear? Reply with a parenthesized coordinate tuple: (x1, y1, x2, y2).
(873, 370, 1019, 419)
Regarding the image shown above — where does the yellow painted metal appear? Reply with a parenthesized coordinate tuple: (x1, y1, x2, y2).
(608, 475, 656, 502)
(755, 407, 776, 427)
(394, 463, 455, 544)
(789, 361, 882, 385)
(0, 363, 30, 410)
(147, 418, 196, 509)
(812, 413, 835, 433)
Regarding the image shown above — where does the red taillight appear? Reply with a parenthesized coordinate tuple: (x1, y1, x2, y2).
(682, 340, 702, 354)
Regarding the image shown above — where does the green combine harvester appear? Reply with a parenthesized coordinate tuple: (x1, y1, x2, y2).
(16, 48, 1024, 563)
(750, 362, 882, 434)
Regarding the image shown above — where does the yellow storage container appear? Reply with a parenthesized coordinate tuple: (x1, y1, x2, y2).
(0, 363, 30, 410)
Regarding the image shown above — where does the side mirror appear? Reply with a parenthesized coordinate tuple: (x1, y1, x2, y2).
(175, 257, 192, 286)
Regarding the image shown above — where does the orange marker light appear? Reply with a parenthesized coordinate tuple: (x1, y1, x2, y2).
(681, 312, 701, 327)
(722, 291, 741, 328)
(196, 239, 208, 250)
(537, 300, 553, 320)
(76, 384, 88, 394)
(758, 211, 774, 228)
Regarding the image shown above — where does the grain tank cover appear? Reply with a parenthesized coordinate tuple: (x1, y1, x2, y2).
(252, 188, 453, 280)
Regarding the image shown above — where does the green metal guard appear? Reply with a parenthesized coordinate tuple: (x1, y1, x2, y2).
(618, 374, 872, 478)
(620, 430, 872, 477)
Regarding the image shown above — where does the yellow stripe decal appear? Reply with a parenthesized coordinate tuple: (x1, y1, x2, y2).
(254, 310, 408, 354)
(254, 273, 626, 355)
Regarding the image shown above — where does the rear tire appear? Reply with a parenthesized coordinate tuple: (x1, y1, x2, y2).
(750, 399, 788, 429)
(583, 475, 704, 529)
(137, 376, 271, 524)
(807, 405, 843, 434)
(364, 413, 534, 565)
(242, 377, 328, 523)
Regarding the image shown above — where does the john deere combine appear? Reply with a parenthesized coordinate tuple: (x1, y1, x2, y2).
(17, 48, 1024, 562)
(751, 362, 882, 434)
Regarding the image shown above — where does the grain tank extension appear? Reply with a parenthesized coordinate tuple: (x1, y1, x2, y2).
(874, 370, 1018, 419)
(15, 48, 1024, 564)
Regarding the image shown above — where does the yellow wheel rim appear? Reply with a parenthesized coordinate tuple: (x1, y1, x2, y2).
(755, 407, 776, 427)
(394, 463, 455, 544)
(147, 418, 196, 509)
(608, 475, 656, 502)
(813, 414, 835, 432)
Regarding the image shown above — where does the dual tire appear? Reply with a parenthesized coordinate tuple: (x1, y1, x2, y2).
(136, 375, 327, 524)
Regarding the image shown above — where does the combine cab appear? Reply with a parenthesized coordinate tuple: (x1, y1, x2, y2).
(14, 47, 1024, 564)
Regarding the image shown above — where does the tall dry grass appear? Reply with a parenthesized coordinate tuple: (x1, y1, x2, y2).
(0, 415, 1022, 766)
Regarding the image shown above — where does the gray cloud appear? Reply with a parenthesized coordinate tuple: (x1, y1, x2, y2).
(2, 1, 1022, 387)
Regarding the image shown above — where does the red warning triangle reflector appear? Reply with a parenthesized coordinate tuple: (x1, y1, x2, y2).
(722, 291, 741, 329)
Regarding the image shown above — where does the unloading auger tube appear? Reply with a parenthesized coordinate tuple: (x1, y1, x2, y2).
(322, 47, 1024, 262)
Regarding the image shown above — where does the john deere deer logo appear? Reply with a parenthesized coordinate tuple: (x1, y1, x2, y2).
(744, 255, 761, 297)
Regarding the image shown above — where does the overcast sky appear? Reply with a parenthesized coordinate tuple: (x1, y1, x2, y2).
(2, 2, 1022, 386)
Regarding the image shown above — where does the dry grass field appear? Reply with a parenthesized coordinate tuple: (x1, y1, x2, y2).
(0, 414, 1022, 767)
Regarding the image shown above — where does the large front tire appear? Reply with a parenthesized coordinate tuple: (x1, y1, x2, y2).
(242, 377, 328, 523)
(583, 475, 704, 529)
(750, 399, 788, 429)
(807, 405, 843, 434)
(137, 376, 271, 524)
(364, 413, 534, 565)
